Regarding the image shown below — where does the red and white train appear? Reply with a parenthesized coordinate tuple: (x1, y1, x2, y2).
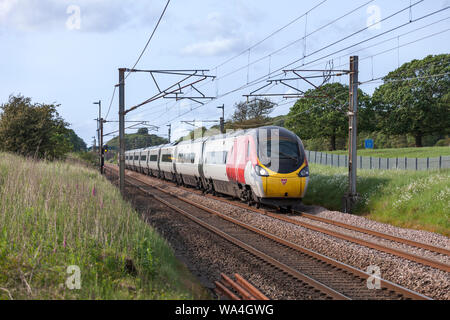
(125, 126, 309, 209)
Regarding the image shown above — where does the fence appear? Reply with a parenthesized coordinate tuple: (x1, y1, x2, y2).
(305, 150, 450, 171)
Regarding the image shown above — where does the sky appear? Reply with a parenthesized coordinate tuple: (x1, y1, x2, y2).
(0, 0, 449, 145)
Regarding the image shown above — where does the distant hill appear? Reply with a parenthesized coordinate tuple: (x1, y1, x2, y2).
(106, 130, 168, 151)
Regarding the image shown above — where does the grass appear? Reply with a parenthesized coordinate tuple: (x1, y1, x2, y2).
(0, 152, 209, 300)
(304, 163, 450, 237)
(324, 146, 450, 158)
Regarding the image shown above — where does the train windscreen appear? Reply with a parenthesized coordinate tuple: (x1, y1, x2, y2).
(258, 128, 304, 174)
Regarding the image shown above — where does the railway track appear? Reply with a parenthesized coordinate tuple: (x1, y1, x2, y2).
(215, 273, 270, 300)
(116, 166, 449, 273)
(104, 165, 432, 300)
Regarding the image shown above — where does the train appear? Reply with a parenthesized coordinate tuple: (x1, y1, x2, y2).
(124, 126, 309, 209)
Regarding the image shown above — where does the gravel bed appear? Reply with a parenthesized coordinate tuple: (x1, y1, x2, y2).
(295, 202, 450, 250)
(129, 173, 450, 300)
(114, 174, 330, 300)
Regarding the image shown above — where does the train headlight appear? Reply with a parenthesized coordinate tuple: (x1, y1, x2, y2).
(298, 166, 309, 177)
(255, 165, 269, 177)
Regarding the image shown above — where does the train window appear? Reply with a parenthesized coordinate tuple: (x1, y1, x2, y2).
(247, 141, 250, 158)
(206, 152, 227, 164)
(150, 155, 158, 162)
(190, 153, 195, 164)
(141, 155, 146, 161)
(162, 154, 172, 162)
(134, 156, 139, 161)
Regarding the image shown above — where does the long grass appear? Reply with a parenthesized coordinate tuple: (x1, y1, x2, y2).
(304, 163, 450, 236)
(0, 152, 207, 300)
(325, 146, 450, 158)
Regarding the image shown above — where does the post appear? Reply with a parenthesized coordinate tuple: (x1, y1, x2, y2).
(167, 124, 172, 143)
(100, 117, 104, 174)
(217, 104, 225, 134)
(343, 56, 359, 213)
(119, 68, 126, 194)
(94, 100, 103, 174)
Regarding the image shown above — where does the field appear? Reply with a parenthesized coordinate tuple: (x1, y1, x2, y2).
(304, 163, 450, 236)
(326, 146, 450, 158)
(0, 153, 208, 300)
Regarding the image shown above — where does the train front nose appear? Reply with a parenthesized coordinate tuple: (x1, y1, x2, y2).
(264, 175, 306, 198)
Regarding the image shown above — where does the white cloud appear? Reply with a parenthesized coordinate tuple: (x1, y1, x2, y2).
(0, 0, 160, 32)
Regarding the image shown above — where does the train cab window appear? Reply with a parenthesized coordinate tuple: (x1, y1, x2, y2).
(162, 154, 172, 162)
(247, 141, 250, 159)
(150, 155, 158, 162)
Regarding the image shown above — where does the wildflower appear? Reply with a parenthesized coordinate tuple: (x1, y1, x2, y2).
(92, 186, 96, 196)
(63, 236, 67, 249)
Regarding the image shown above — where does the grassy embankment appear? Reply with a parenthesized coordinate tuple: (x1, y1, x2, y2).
(326, 146, 450, 158)
(0, 152, 208, 300)
(304, 163, 450, 236)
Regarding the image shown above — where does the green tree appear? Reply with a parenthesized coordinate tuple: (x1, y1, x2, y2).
(137, 127, 149, 135)
(65, 129, 87, 152)
(285, 83, 373, 150)
(230, 98, 275, 128)
(106, 132, 168, 151)
(0, 95, 71, 160)
(372, 54, 450, 147)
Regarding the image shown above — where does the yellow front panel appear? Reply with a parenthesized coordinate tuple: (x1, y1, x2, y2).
(264, 176, 302, 197)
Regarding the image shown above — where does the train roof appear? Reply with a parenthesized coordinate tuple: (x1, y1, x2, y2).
(125, 126, 296, 153)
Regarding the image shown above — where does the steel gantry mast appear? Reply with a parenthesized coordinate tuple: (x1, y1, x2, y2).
(117, 69, 216, 193)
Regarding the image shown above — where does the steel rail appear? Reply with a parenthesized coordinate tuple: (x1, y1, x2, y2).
(104, 165, 432, 300)
(214, 281, 241, 300)
(220, 273, 256, 300)
(119, 167, 448, 257)
(234, 274, 270, 300)
(201, 193, 449, 257)
(104, 166, 349, 300)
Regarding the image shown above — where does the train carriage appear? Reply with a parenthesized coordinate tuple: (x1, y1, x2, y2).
(174, 138, 204, 188)
(159, 144, 176, 181)
(125, 126, 309, 209)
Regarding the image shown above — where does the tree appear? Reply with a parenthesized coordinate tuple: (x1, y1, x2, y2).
(285, 83, 373, 151)
(65, 129, 87, 152)
(106, 132, 168, 151)
(137, 127, 148, 135)
(230, 98, 275, 127)
(0, 95, 71, 160)
(372, 54, 450, 147)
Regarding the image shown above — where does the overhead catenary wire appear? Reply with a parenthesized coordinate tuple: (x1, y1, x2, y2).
(130, 0, 377, 121)
(214, 0, 329, 69)
(164, 0, 434, 117)
(130, 14, 449, 123)
(126, 0, 171, 80)
(159, 4, 449, 127)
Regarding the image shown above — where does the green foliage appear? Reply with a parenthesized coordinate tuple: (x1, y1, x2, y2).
(285, 83, 373, 150)
(304, 164, 450, 236)
(106, 132, 168, 151)
(0, 95, 72, 160)
(0, 153, 208, 299)
(372, 54, 450, 147)
(326, 146, 450, 158)
(65, 129, 87, 152)
(230, 98, 275, 125)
